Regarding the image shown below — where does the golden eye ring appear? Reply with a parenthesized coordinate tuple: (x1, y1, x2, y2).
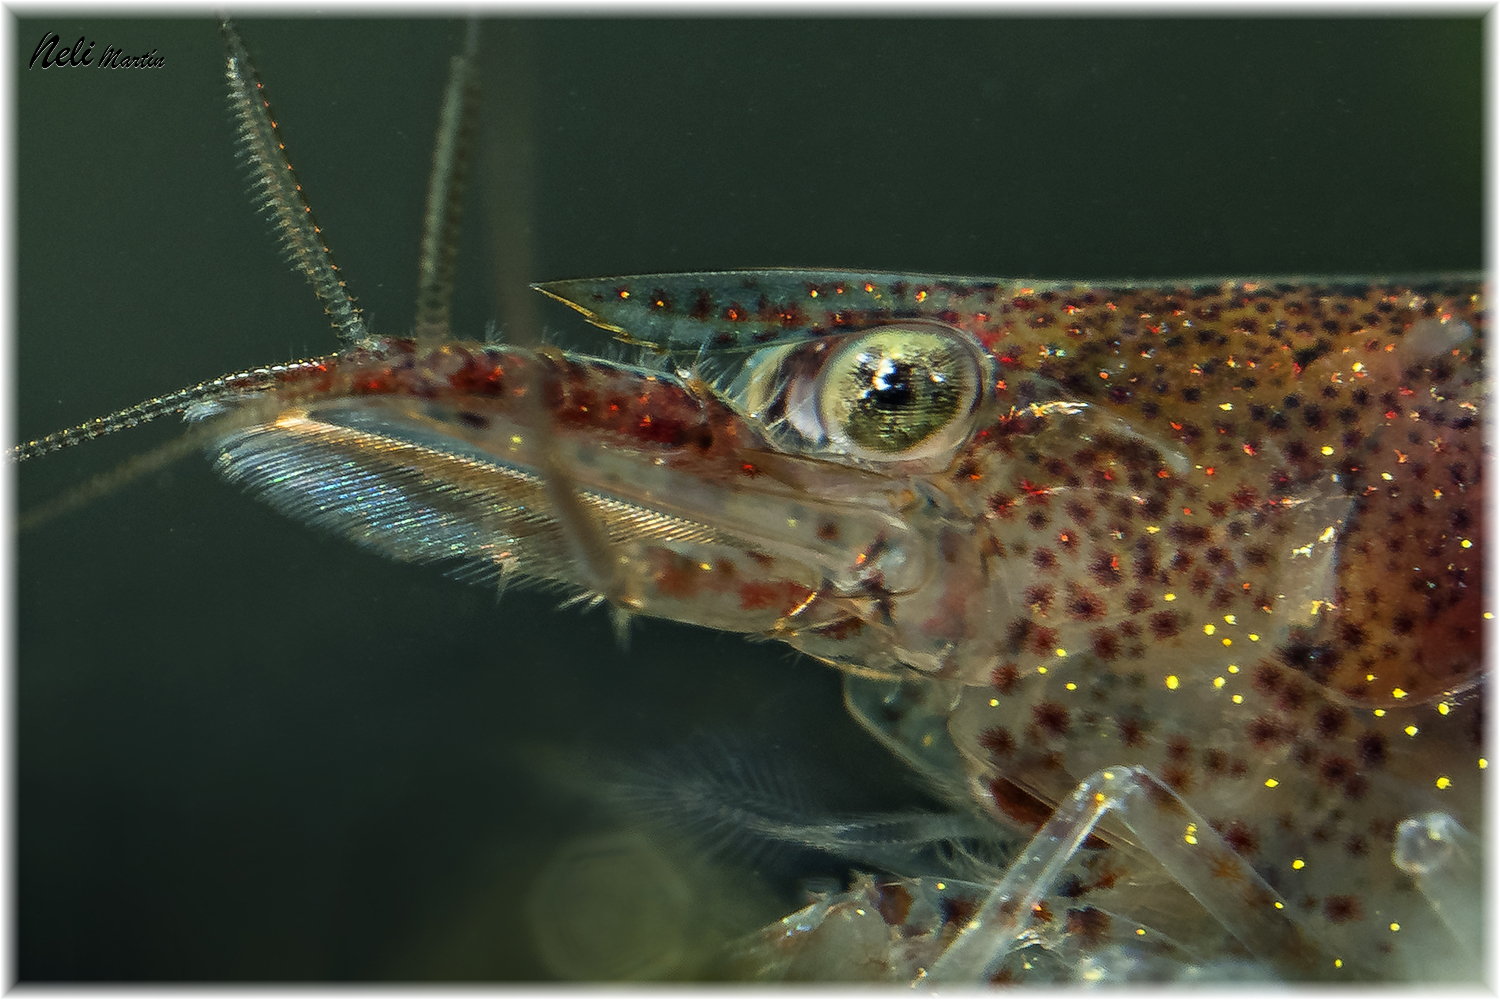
(816, 324, 989, 462)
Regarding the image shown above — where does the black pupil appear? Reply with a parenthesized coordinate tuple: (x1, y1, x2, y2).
(862, 359, 916, 410)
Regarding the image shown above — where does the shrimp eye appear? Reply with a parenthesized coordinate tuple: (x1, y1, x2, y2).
(818, 327, 984, 460)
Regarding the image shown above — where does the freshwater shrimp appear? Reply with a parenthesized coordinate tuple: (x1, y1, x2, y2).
(14, 17, 1488, 983)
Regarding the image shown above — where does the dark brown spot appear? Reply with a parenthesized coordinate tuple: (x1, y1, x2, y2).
(1356, 731, 1387, 767)
(876, 882, 913, 926)
(1149, 610, 1182, 639)
(1066, 588, 1107, 621)
(1033, 702, 1071, 737)
(1313, 705, 1349, 740)
(1217, 819, 1260, 857)
(1116, 715, 1146, 747)
(978, 727, 1015, 758)
(1318, 755, 1354, 787)
(991, 662, 1021, 695)
(1246, 717, 1286, 748)
(1025, 584, 1055, 613)
(1323, 895, 1363, 924)
(1065, 906, 1112, 949)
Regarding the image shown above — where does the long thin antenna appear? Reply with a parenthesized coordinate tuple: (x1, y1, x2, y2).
(413, 18, 481, 347)
(8, 357, 330, 462)
(222, 19, 369, 345)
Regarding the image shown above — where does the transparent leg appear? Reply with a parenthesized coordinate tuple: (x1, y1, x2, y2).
(920, 765, 1332, 985)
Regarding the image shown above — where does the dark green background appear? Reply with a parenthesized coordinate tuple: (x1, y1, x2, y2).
(15, 16, 1482, 981)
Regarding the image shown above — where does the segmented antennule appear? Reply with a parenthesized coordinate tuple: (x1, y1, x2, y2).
(413, 19, 481, 346)
(221, 18, 368, 345)
(8, 357, 331, 462)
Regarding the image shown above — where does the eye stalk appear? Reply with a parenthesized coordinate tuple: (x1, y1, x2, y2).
(818, 326, 988, 463)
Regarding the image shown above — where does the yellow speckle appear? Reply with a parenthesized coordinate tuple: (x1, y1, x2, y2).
(510, 435, 524, 445)
(1318, 526, 1336, 543)
(989, 698, 999, 707)
(786, 518, 798, 528)
(1404, 725, 1419, 737)
(1487, 612, 1495, 620)
(1227, 664, 1240, 673)
(921, 734, 933, 747)
(1390, 922, 1400, 932)
(1184, 823, 1198, 845)
(1335, 959, 1343, 969)
(1249, 633, 1260, 642)
(1165, 675, 1180, 690)
(1232, 694, 1244, 704)
(1292, 859, 1305, 870)
(1222, 638, 1233, 646)
(699, 562, 712, 571)
(808, 288, 818, 298)
(935, 882, 946, 890)
(1223, 614, 1237, 625)
(1392, 687, 1408, 700)
(1146, 525, 1160, 534)
(1164, 593, 1177, 602)
(1204, 623, 1216, 635)
(1274, 901, 1285, 910)
(1352, 362, 1365, 372)
(1214, 676, 1226, 689)
(1321, 445, 1334, 456)
(1055, 648, 1067, 658)
(1374, 709, 1386, 717)
(1480, 758, 1488, 769)
(1135, 928, 1146, 936)
(1436, 776, 1452, 790)
(1037, 665, 1048, 675)
(1265, 777, 1279, 788)
(1219, 402, 1234, 411)
(1462, 539, 1473, 548)
(855, 908, 866, 916)
(1438, 702, 1451, 716)
(1366, 674, 1376, 681)
(1065, 682, 1077, 691)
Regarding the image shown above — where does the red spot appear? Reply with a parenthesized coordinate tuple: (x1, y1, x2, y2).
(991, 662, 1021, 695)
(1030, 626, 1059, 656)
(653, 552, 702, 600)
(738, 580, 812, 614)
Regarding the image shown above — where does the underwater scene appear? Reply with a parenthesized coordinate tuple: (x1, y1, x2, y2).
(15, 16, 1483, 982)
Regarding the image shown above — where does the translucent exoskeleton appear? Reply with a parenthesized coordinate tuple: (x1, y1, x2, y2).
(16, 17, 1484, 982)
